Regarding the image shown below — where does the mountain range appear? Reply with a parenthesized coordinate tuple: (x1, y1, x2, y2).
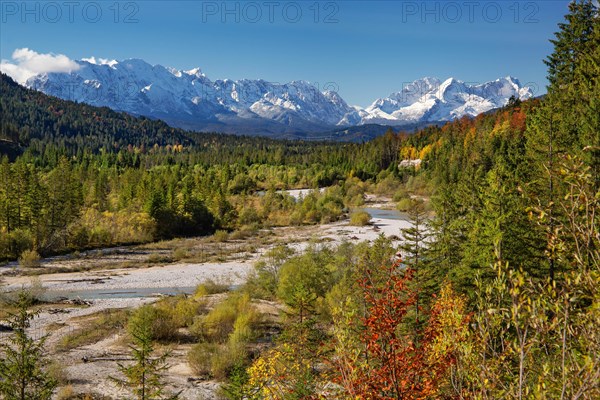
(21, 57, 533, 136)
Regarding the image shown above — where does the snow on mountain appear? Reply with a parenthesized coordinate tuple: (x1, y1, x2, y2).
(22, 56, 533, 134)
(359, 76, 533, 126)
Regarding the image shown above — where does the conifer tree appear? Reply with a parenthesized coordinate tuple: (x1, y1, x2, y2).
(111, 312, 179, 400)
(399, 198, 430, 331)
(0, 291, 57, 400)
(525, 0, 599, 279)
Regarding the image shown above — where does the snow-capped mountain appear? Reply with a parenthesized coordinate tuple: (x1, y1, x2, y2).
(22, 57, 533, 134)
(353, 77, 533, 125)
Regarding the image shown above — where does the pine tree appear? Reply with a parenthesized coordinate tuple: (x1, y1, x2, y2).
(525, 0, 599, 279)
(0, 291, 57, 400)
(399, 198, 430, 332)
(425, 184, 466, 293)
(111, 314, 179, 400)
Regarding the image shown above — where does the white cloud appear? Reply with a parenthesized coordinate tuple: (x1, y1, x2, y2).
(0, 48, 80, 84)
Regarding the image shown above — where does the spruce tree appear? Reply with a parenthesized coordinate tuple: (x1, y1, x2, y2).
(525, 0, 599, 279)
(0, 291, 57, 400)
(399, 198, 430, 332)
(111, 311, 179, 400)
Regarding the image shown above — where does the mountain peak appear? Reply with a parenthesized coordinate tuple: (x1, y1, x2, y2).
(361, 76, 532, 126)
(81, 57, 118, 68)
(184, 67, 203, 77)
(20, 54, 533, 134)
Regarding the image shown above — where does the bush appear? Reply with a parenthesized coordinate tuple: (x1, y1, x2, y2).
(55, 386, 75, 400)
(47, 360, 69, 386)
(191, 300, 238, 343)
(244, 244, 295, 300)
(188, 341, 245, 380)
(347, 194, 365, 206)
(155, 295, 200, 328)
(396, 198, 413, 212)
(213, 230, 229, 242)
(172, 247, 189, 261)
(375, 174, 401, 196)
(191, 292, 258, 343)
(238, 206, 261, 226)
(229, 310, 260, 344)
(212, 341, 245, 380)
(188, 342, 220, 376)
(229, 228, 254, 240)
(194, 279, 231, 298)
(8, 229, 34, 259)
(349, 211, 371, 226)
(128, 304, 177, 342)
(146, 253, 173, 264)
(392, 188, 410, 202)
(18, 249, 41, 268)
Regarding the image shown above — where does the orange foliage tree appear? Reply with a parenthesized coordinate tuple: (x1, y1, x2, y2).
(331, 261, 470, 399)
(334, 263, 444, 399)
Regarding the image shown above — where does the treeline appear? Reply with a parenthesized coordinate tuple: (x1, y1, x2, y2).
(0, 154, 369, 260)
(0, 72, 383, 175)
(0, 69, 417, 261)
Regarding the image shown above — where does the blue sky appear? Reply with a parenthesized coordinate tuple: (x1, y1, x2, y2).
(1, 1, 571, 106)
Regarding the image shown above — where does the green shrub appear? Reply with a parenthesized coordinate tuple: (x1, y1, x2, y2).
(244, 245, 295, 300)
(375, 174, 401, 195)
(349, 211, 371, 226)
(188, 342, 220, 376)
(229, 309, 260, 344)
(276, 246, 335, 316)
(18, 249, 41, 268)
(396, 198, 413, 212)
(211, 341, 245, 380)
(392, 188, 410, 202)
(213, 230, 229, 242)
(128, 304, 177, 342)
(188, 342, 246, 380)
(155, 295, 199, 328)
(191, 301, 238, 343)
(347, 194, 365, 206)
(238, 206, 261, 226)
(194, 279, 231, 298)
(8, 229, 34, 259)
(191, 292, 258, 343)
(172, 247, 189, 261)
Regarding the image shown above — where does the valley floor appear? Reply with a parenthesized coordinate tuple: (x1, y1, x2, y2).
(0, 194, 409, 399)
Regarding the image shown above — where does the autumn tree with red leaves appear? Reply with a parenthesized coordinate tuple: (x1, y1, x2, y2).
(330, 261, 470, 400)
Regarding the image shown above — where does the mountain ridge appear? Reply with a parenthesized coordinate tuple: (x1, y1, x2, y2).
(14, 56, 534, 135)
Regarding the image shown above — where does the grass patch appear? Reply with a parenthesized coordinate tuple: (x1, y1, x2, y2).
(56, 309, 129, 351)
(146, 253, 173, 264)
(172, 247, 189, 261)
